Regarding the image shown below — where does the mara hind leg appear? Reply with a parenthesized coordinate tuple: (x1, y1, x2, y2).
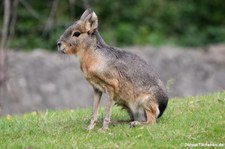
(129, 101, 159, 128)
(111, 104, 134, 125)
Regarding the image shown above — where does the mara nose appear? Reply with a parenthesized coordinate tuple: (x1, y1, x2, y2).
(57, 42, 61, 48)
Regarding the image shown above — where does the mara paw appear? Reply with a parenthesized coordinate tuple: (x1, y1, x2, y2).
(98, 127, 108, 133)
(87, 124, 95, 131)
(129, 121, 141, 128)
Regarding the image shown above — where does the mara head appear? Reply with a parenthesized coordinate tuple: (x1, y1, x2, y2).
(57, 9, 98, 54)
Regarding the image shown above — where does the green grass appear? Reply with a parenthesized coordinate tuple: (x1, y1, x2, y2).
(1, 92, 225, 148)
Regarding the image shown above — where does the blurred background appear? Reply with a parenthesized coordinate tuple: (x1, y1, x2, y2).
(0, 0, 225, 116)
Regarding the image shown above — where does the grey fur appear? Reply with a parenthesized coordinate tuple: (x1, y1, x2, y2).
(93, 30, 169, 119)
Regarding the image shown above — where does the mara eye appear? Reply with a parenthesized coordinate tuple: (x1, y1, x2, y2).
(73, 32, 80, 37)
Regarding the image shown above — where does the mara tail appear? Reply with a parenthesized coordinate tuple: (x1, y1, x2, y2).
(157, 93, 169, 118)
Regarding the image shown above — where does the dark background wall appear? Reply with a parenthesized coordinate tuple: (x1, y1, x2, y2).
(1, 44, 225, 115)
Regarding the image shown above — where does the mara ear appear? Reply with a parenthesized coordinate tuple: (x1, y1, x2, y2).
(83, 12, 98, 33)
(80, 9, 92, 20)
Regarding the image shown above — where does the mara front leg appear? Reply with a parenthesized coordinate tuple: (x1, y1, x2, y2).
(88, 88, 102, 130)
(99, 90, 114, 132)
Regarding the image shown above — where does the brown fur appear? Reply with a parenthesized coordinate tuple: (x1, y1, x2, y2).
(57, 9, 169, 131)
